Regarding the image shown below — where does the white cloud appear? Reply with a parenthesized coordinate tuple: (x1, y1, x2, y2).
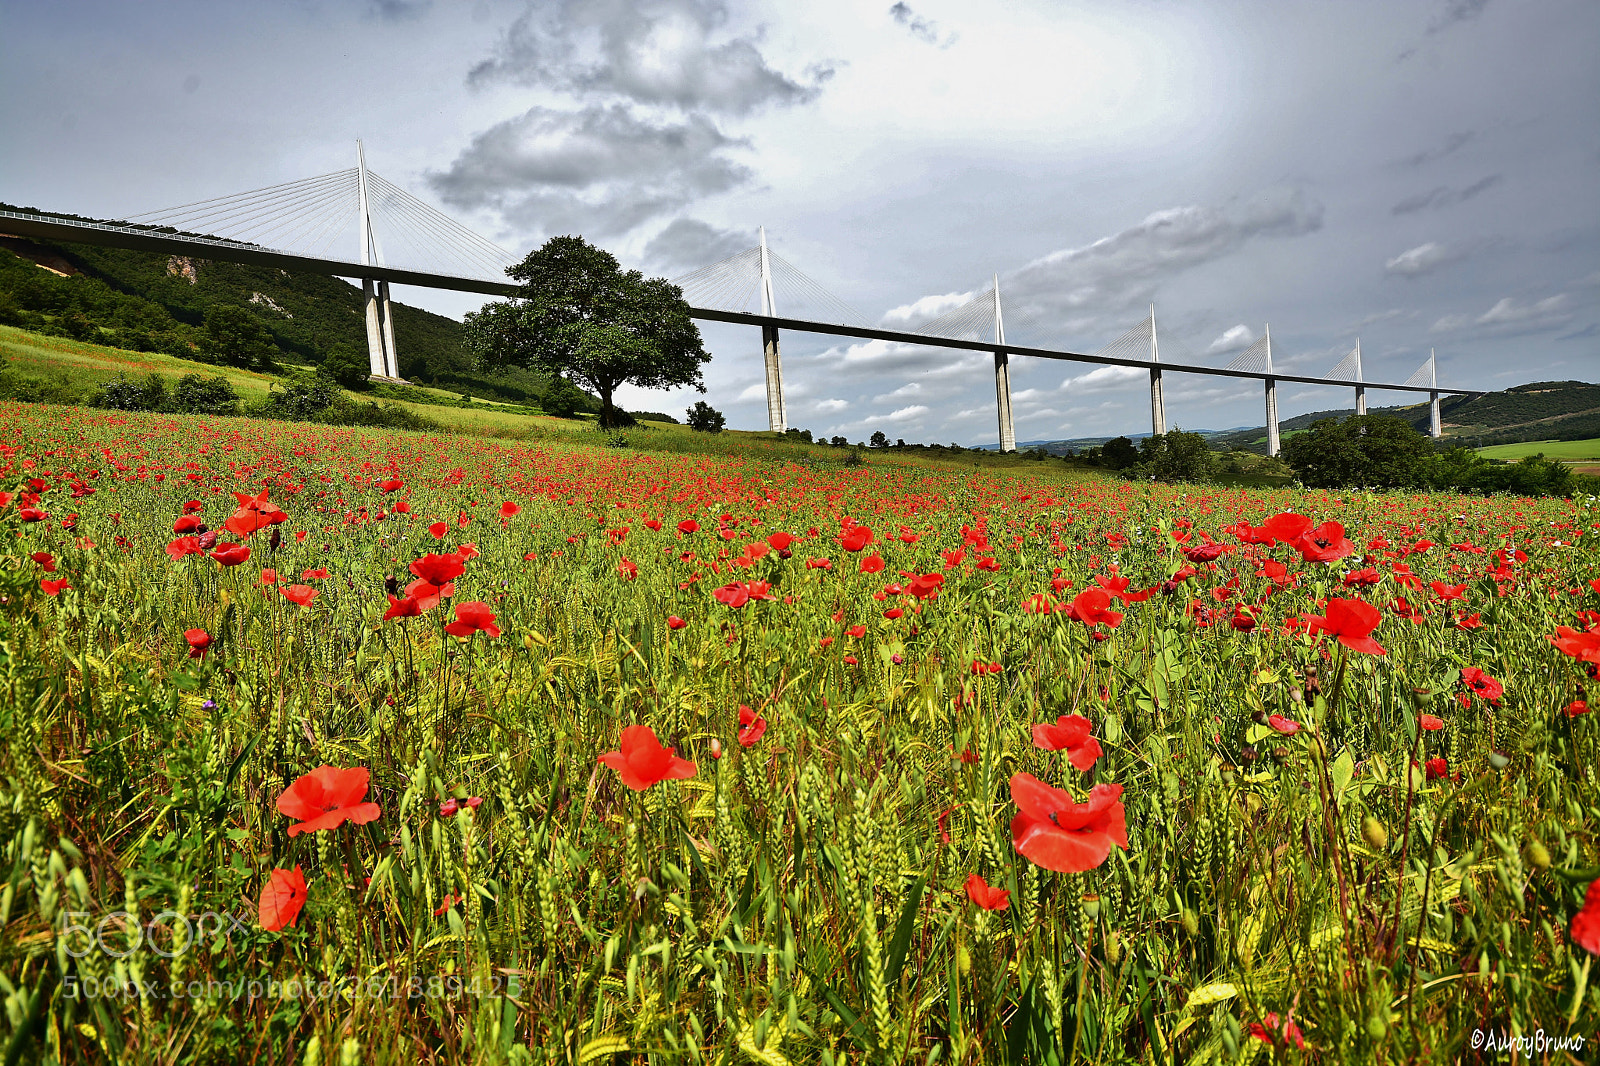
(1431, 293, 1572, 335)
(1205, 324, 1255, 354)
(736, 382, 768, 401)
(813, 398, 850, 412)
(1057, 364, 1148, 393)
(878, 290, 977, 328)
(861, 404, 930, 425)
(1385, 241, 1465, 278)
(872, 381, 923, 402)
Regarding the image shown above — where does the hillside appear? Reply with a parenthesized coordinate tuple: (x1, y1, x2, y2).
(0, 216, 551, 404)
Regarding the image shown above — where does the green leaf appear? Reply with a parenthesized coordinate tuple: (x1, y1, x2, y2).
(884, 871, 929, 989)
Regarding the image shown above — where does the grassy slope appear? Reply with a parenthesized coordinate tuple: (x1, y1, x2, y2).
(0, 323, 1101, 475)
(1476, 437, 1600, 461)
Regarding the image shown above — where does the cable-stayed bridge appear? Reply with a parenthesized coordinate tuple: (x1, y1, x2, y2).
(1, 143, 1479, 451)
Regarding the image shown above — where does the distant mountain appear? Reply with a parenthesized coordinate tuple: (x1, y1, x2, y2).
(0, 217, 552, 405)
(974, 381, 1600, 455)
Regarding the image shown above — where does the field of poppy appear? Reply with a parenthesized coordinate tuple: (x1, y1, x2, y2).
(0, 399, 1596, 1064)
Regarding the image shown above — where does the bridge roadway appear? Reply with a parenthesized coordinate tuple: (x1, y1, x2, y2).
(0, 209, 1482, 400)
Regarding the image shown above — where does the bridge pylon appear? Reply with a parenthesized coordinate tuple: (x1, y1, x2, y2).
(1149, 304, 1166, 437)
(357, 141, 404, 383)
(993, 276, 1015, 452)
(758, 227, 785, 432)
(1263, 325, 1280, 458)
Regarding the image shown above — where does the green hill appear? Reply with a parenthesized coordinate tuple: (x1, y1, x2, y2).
(0, 218, 552, 405)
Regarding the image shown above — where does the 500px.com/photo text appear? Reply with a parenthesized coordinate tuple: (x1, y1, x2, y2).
(65, 974, 521, 1003)
(57, 910, 249, 958)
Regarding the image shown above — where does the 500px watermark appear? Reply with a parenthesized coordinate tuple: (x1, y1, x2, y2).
(1471, 1028, 1587, 1055)
(64, 974, 522, 1002)
(57, 910, 249, 958)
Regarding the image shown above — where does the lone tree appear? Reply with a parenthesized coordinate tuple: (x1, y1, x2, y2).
(464, 236, 710, 429)
(1280, 414, 1434, 489)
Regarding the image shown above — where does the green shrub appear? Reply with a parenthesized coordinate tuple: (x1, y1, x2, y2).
(686, 400, 726, 433)
(95, 372, 168, 412)
(171, 373, 239, 415)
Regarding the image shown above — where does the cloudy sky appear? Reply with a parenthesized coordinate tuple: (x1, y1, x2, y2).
(3, 0, 1596, 442)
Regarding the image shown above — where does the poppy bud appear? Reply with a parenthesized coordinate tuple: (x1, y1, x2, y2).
(1522, 839, 1551, 869)
(1289, 687, 1303, 703)
(1104, 931, 1122, 967)
(269, 527, 281, 551)
(1180, 908, 1199, 936)
(1241, 745, 1257, 764)
(1488, 751, 1510, 770)
(1361, 816, 1388, 851)
(198, 531, 218, 550)
(1250, 708, 1264, 723)
(710, 739, 722, 760)
(1271, 746, 1288, 762)
(384, 574, 398, 596)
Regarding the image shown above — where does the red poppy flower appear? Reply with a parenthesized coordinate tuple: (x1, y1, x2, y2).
(209, 543, 251, 567)
(1304, 598, 1386, 655)
(678, 519, 700, 534)
(404, 578, 452, 610)
(1550, 626, 1600, 664)
(1263, 714, 1299, 735)
(1030, 715, 1103, 771)
(1455, 612, 1483, 630)
(619, 558, 638, 580)
(379, 479, 404, 493)
(1430, 581, 1467, 601)
(859, 554, 885, 574)
(260, 569, 279, 585)
(1009, 773, 1128, 873)
(1070, 588, 1123, 629)
(942, 548, 966, 568)
(280, 584, 318, 607)
(383, 594, 424, 620)
(444, 601, 500, 639)
(737, 704, 768, 747)
(40, 578, 71, 596)
(276, 766, 382, 836)
(667, 615, 687, 630)
(1566, 699, 1591, 718)
(258, 866, 308, 931)
(1342, 567, 1381, 588)
(499, 501, 520, 519)
(1419, 713, 1444, 731)
(428, 521, 449, 539)
(1180, 542, 1227, 563)
(845, 624, 867, 638)
(182, 499, 203, 514)
(1261, 512, 1313, 544)
(432, 893, 462, 917)
(1247, 1013, 1305, 1050)
(1424, 757, 1458, 782)
(1571, 878, 1600, 957)
(18, 508, 47, 522)
(905, 572, 944, 599)
(174, 514, 204, 534)
(713, 581, 774, 608)
(840, 527, 874, 552)
(301, 567, 330, 581)
(1460, 667, 1503, 703)
(767, 531, 795, 552)
(1293, 521, 1354, 563)
(806, 557, 832, 570)
(598, 724, 697, 790)
(964, 873, 1010, 911)
(410, 553, 466, 586)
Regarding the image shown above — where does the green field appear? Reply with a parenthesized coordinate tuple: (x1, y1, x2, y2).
(1476, 437, 1600, 463)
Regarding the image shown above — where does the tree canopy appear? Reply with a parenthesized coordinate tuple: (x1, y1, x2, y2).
(464, 236, 709, 428)
(1280, 414, 1435, 489)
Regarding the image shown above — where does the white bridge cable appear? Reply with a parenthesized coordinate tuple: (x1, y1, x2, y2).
(912, 288, 997, 342)
(1403, 358, 1435, 388)
(126, 170, 356, 243)
(364, 171, 518, 277)
(1324, 346, 1360, 382)
(1227, 334, 1272, 374)
(373, 188, 501, 279)
(766, 250, 869, 328)
(672, 247, 763, 312)
(226, 174, 359, 250)
(1090, 314, 1154, 363)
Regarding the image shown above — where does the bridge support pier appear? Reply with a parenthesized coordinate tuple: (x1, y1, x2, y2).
(1355, 385, 1366, 417)
(763, 324, 786, 433)
(1265, 376, 1280, 457)
(1429, 390, 1442, 438)
(995, 350, 1015, 452)
(1149, 304, 1166, 437)
(363, 279, 401, 381)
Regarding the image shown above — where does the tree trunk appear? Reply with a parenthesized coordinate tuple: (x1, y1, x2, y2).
(598, 384, 615, 429)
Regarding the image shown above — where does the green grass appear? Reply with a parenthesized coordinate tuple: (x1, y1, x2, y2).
(0, 398, 1594, 1064)
(1476, 437, 1600, 463)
